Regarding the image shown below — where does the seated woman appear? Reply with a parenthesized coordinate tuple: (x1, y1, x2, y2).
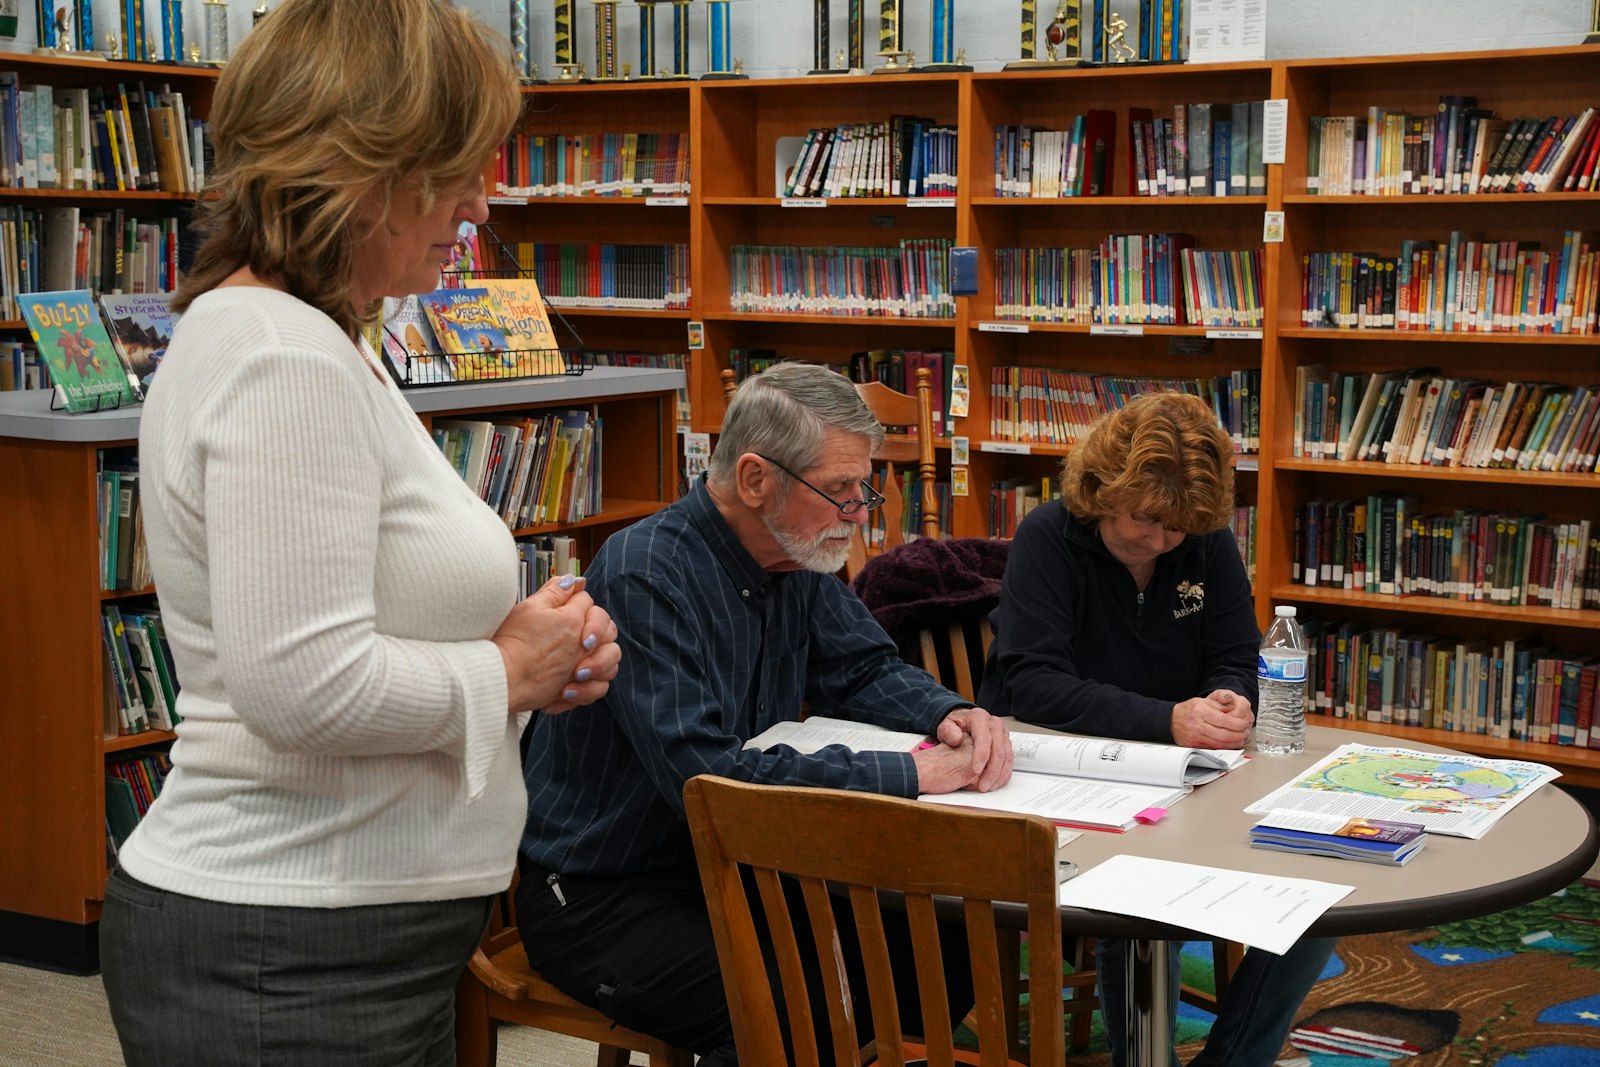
(977, 391, 1334, 1067)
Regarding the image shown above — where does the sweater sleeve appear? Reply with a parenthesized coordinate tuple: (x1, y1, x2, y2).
(200, 345, 510, 774)
(981, 511, 1176, 741)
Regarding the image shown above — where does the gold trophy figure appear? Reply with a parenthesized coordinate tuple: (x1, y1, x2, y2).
(1104, 8, 1136, 63)
(1007, 0, 1082, 68)
(872, 0, 912, 72)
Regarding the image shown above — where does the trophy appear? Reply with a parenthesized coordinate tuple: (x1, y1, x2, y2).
(701, 0, 746, 79)
(809, 0, 867, 74)
(636, 0, 660, 78)
(252, 1, 268, 25)
(1587, 0, 1599, 45)
(1101, 6, 1137, 64)
(919, 0, 971, 70)
(1005, 0, 1081, 69)
(162, 0, 186, 63)
(551, 0, 584, 80)
(872, 0, 912, 73)
(593, 0, 621, 79)
(203, 0, 229, 64)
(510, 0, 539, 81)
(666, 0, 693, 79)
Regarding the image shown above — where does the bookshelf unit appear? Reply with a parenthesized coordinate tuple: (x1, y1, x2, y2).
(1268, 46, 1600, 786)
(0, 367, 681, 972)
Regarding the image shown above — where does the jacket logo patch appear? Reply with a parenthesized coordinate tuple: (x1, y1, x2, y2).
(1174, 580, 1204, 619)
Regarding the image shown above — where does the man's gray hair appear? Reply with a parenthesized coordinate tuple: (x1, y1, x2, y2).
(707, 362, 885, 487)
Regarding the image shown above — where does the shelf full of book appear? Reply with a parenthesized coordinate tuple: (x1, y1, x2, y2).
(1266, 46, 1600, 787)
(0, 366, 681, 973)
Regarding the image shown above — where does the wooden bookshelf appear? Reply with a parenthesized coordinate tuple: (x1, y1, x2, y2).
(0, 367, 681, 973)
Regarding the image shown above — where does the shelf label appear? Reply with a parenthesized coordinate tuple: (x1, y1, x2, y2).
(1206, 329, 1263, 340)
(906, 196, 956, 208)
(981, 441, 1034, 455)
(1235, 457, 1260, 472)
(487, 195, 527, 206)
(978, 321, 1029, 334)
(1262, 99, 1288, 164)
(1091, 324, 1144, 336)
(781, 197, 828, 208)
(646, 196, 689, 206)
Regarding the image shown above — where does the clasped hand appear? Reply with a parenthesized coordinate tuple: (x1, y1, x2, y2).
(1171, 689, 1254, 749)
(913, 706, 1015, 795)
(492, 575, 621, 714)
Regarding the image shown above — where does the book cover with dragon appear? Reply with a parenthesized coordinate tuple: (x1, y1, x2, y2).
(477, 277, 566, 376)
(99, 291, 179, 395)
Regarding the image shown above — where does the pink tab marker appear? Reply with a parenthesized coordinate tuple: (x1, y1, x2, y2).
(1134, 807, 1168, 824)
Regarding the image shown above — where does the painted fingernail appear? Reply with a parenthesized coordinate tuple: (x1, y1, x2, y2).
(582, 634, 598, 651)
(576, 668, 593, 682)
(559, 575, 577, 590)
(562, 688, 578, 701)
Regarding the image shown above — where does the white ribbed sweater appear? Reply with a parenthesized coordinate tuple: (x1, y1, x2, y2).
(123, 287, 527, 907)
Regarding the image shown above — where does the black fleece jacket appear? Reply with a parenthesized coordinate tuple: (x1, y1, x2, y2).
(976, 499, 1260, 742)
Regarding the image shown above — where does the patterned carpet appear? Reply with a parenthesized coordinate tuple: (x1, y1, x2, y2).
(1061, 877, 1600, 1066)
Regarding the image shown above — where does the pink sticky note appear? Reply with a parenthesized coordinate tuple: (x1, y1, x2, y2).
(1133, 807, 1168, 824)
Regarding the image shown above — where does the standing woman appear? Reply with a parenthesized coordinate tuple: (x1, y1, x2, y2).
(99, 3, 621, 1065)
(978, 391, 1335, 1066)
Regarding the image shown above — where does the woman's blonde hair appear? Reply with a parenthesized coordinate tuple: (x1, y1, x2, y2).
(174, 0, 522, 336)
(1060, 391, 1235, 533)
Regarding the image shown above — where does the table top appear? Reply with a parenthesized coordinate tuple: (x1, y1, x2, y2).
(1020, 722, 1599, 940)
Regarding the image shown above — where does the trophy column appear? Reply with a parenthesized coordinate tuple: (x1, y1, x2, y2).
(872, 0, 912, 72)
(1005, 0, 1082, 69)
(1587, 0, 1600, 45)
(637, 0, 660, 78)
(593, 0, 622, 80)
(667, 0, 694, 79)
(847, 0, 866, 69)
(701, 0, 747, 79)
(809, 0, 830, 73)
(510, 0, 538, 81)
(919, 0, 971, 71)
(552, 0, 585, 80)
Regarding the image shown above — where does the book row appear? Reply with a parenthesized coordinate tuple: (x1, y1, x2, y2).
(988, 366, 1260, 455)
(101, 602, 180, 738)
(0, 208, 180, 320)
(106, 752, 172, 856)
(779, 118, 956, 199)
(0, 339, 44, 392)
(994, 242, 1263, 326)
(433, 409, 603, 532)
(728, 240, 955, 319)
(1294, 497, 1600, 611)
(1306, 99, 1600, 196)
(1301, 617, 1600, 748)
(517, 536, 583, 599)
(0, 75, 209, 193)
(587, 351, 690, 424)
(725, 348, 960, 439)
(987, 475, 1062, 540)
(1298, 234, 1599, 335)
(862, 471, 953, 551)
(1294, 369, 1600, 474)
(508, 240, 691, 312)
(494, 130, 690, 199)
(98, 457, 149, 592)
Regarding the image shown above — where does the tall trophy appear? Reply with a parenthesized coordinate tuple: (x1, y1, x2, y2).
(636, 0, 660, 78)
(872, 0, 912, 73)
(162, 0, 186, 62)
(919, 0, 971, 70)
(701, 0, 746, 79)
(203, 0, 229, 64)
(551, 0, 584, 80)
(808, 0, 830, 73)
(1005, 0, 1082, 69)
(1587, 0, 1599, 45)
(593, 0, 622, 79)
(510, 0, 538, 81)
(810, 0, 867, 74)
(666, 0, 694, 79)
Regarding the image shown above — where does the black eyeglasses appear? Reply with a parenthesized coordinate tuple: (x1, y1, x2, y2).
(758, 455, 885, 515)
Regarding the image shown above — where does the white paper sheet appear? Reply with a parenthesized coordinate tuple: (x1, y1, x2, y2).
(1056, 855, 1353, 954)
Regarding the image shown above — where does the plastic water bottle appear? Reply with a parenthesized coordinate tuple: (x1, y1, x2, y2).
(1255, 605, 1308, 755)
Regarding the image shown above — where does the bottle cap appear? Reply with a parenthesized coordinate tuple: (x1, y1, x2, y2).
(1275, 605, 1296, 617)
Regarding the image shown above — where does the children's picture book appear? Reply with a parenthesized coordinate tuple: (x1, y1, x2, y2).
(417, 288, 516, 380)
(99, 292, 179, 396)
(1245, 743, 1560, 839)
(477, 277, 565, 376)
(1249, 810, 1427, 866)
(440, 220, 483, 286)
(379, 295, 454, 385)
(16, 290, 138, 412)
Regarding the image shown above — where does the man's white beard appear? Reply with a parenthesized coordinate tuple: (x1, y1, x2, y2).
(763, 511, 857, 574)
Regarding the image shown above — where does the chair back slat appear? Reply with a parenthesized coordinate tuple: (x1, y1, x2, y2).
(904, 893, 955, 1067)
(683, 776, 1064, 1067)
(752, 865, 824, 1067)
(947, 621, 976, 702)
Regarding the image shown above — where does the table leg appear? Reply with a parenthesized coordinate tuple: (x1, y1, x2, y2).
(1126, 938, 1174, 1067)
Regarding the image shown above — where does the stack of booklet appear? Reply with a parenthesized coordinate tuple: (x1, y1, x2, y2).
(1248, 810, 1427, 866)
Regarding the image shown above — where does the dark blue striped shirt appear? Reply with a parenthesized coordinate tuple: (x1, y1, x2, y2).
(520, 477, 966, 877)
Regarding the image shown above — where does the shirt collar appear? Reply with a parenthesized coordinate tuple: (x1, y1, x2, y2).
(685, 473, 777, 597)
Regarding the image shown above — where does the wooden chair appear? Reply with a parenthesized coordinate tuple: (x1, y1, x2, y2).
(455, 874, 694, 1067)
(683, 773, 1065, 1067)
(719, 367, 939, 579)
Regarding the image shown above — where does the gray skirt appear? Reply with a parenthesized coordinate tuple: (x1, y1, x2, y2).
(100, 867, 492, 1067)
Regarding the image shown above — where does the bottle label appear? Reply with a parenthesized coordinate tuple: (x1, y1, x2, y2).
(1258, 652, 1308, 682)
